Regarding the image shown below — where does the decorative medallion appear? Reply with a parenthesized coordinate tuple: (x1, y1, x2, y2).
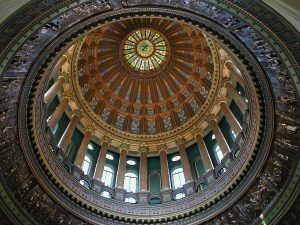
(123, 29, 168, 72)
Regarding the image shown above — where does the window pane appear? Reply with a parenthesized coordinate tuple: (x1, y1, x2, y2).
(81, 156, 91, 175)
(172, 167, 185, 189)
(216, 146, 223, 162)
(124, 173, 137, 192)
(101, 166, 113, 187)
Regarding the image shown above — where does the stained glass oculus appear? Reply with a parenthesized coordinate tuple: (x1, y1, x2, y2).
(123, 29, 168, 72)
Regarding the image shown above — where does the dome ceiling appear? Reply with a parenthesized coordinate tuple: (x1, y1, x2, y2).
(76, 18, 218, 136)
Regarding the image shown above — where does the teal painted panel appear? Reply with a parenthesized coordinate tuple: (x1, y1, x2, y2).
(204, 131, 219, 167)
(236, 82, 246, 98)
(167, 151, 182, 189)
(219, 117, 235, 149)
(126, 156, 140, 190)
(68, 128, 83, 163)
(86, 140, 100, 178)
(105, 150, 120, 187)
(187, 143, 205, 180)
(47, 96, 59, 117)
(230, 100, 244, 124)
(149, 173, 160, 193)
(148, 157, 161, 192)
(54, 113, 69, 144)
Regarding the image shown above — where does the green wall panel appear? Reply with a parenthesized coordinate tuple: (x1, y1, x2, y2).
(105, 150, 119, 187)
(187, 143, 205, 180)
(68, 128, 83, 163)
(219, 117, 235, 149)
(230, 100, 244, 125)
(167, 151, 182, 189)
(86, 140, 100, 178)
(204, 131, 219, 166)
(148, 156, 161, 193)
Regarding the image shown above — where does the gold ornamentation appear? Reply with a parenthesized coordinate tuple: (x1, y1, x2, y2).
(84, 124, 96, 133)
(192, 126, 204, 137)
(157, 143, 168, 152)
(101, 135, 112, 145)
(62, 91, 74, 101)
(175, 137, 186, 146)
(123, 29, 167, 72)
(73, 109, 82, 118)
(119, 142, 130, 151)
(139, 144, 149, 152)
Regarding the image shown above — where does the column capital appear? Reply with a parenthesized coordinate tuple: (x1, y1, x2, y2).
(83, 124, 95, 134)
(224, 81, 233, 88)
(192, 126, 204, 138)
(217, 95, 227, 104)
(222, 78, 231, 86)
(223, 59, 232, 67)
(139, 144, 149, 152)
(119, 142, 130, 152)
(205, 114, 218, 123)
(62, 91, 74, 101)
(101, 135, 112, 145)
(175, 137, 186, 146)
(72, 110, 82, 119)
(59, 71, 70, 83)
(157, 143, 168, 152)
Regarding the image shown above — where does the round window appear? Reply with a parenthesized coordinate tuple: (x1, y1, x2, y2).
(127, 160, 136, 165)
(171, 156, 181, 161)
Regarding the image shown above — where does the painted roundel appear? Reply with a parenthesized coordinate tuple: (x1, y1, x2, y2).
(123, 29, 168, 72)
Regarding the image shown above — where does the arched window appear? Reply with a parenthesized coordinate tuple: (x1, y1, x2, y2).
(172, 167, 185, 189)
(215, 145, 223, 163)
(124, 172, 137, 192)
(81, 155, 91, 175)
(125, 197, 136, 203)
(101, 166, 113, 187)
(175, 193, 185, 200)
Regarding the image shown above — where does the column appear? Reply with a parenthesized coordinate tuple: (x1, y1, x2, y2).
(94, 136, 112, 180)
(74, 127, 93, 167)
(224, 60, 245, 87)
(210, 118, 230, 156)
(139, 145, 148, 191)
(194, 132, 214, 172)
(57, 112, 80, 152)
(52, 55, 68, 77)
(176, 138, 193, 182)
(225, 82, 247, 113)
(220, 101, 242, 135)
(116, 143, 128, 188)
(158, 144, 170, 190)
(47, 97, 69, 130)
(44, 76, 65, 105)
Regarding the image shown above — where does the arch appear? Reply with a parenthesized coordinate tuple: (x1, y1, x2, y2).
(79, 179, 90, 188)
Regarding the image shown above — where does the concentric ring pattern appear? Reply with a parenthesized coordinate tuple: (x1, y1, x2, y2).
(123, 28, 168, 71)
(77, 18, 215, 135)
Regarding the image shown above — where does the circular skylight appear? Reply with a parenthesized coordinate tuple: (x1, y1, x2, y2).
(123, 29, 167, 72)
